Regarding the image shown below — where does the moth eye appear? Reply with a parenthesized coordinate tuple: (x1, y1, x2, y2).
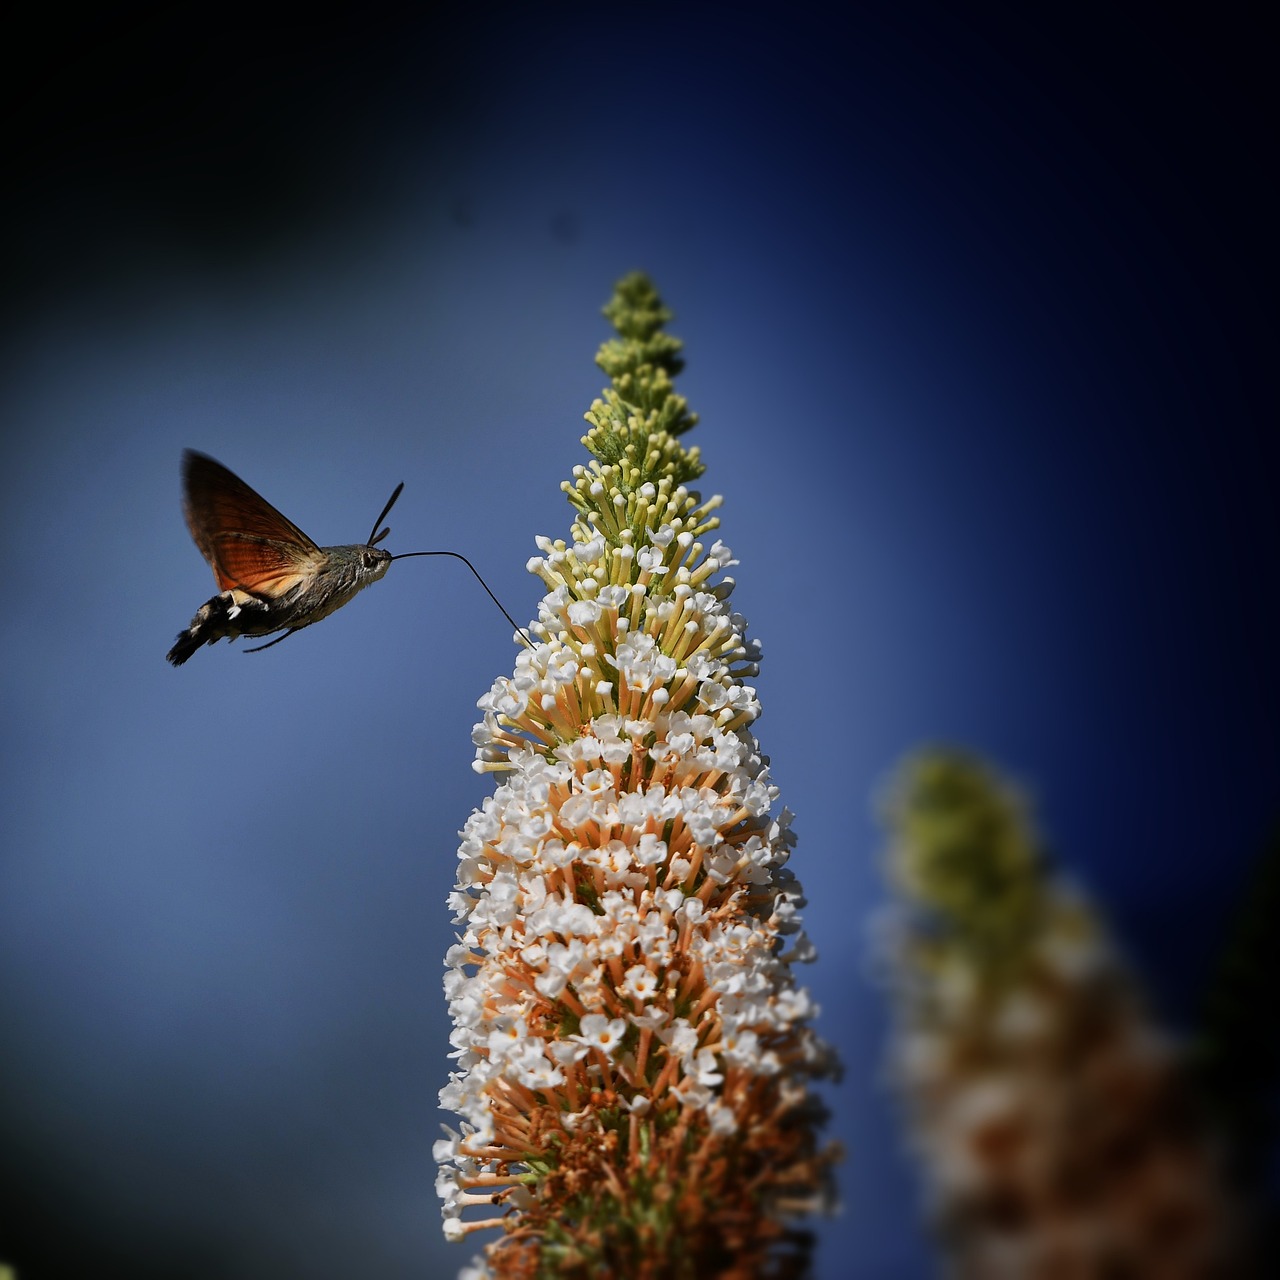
(364, 550, 382, 569)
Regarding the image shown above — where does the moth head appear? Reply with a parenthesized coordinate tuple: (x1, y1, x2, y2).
(361, 546, 393, 581)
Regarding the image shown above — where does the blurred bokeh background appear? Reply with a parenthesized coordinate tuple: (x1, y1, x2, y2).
(1, 4, 1274, 1276)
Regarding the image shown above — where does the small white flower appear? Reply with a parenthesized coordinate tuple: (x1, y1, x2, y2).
(568, 599, 603, 626)
(623, 964, 660, 1002)
(574, 1014, 628, 1056)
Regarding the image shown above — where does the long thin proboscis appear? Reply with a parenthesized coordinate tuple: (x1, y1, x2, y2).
(391, 550, 533, 647)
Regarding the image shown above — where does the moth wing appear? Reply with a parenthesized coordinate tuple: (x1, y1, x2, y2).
(182, 451, 326, 598)
(205, 534, 324, 599)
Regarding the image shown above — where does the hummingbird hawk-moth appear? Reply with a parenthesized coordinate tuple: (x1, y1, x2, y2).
(167, 450, 527, 665)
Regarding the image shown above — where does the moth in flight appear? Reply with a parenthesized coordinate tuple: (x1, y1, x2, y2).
(167, 451, 526, 665)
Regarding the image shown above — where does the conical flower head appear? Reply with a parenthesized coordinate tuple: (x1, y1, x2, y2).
(438, 275, 838, 1279)
(878, 750, 1249, 1279)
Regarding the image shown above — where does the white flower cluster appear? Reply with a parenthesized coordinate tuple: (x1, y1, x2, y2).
(436, 516, 832, 1241)
(470, 500, 757, 765)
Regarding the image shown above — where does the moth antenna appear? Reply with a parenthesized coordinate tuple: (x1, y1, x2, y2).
(390, 551, 533, 647)
(367, 482, 405, 546)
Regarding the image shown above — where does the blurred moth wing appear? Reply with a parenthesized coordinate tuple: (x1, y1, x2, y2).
(182, 451, 326, 599)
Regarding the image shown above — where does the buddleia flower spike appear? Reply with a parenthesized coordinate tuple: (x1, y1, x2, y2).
(875, 749, 1251, 1277)
(436, 275, 840, 1278)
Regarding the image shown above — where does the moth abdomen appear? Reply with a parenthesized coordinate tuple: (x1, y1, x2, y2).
(166, 593, 275, 666)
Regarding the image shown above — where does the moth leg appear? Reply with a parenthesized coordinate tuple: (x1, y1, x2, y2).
(244, 628, 305, 654)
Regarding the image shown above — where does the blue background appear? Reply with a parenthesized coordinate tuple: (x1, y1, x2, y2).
(2, 5, 1275, 1276)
